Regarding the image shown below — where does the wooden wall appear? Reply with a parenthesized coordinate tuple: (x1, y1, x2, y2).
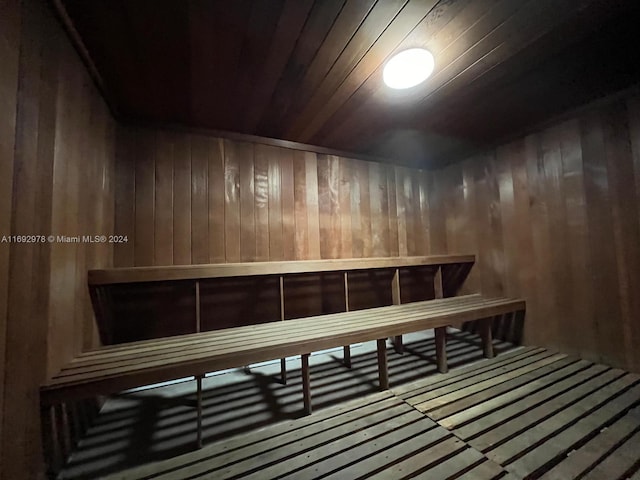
(113, 129, 445, 267)
(114, 92, 640, 376)
(0, 0, 116, 478)
(433, 94, 640, 373)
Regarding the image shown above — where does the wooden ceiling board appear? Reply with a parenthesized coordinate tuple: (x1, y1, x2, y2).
(311, 0, 637, 163)
(226, 0, 286, 131)
(288, 0, 441, 140)
(255, 0, 346, 138)
(241, 0, 315, 132)
(122, 0, 191, 122)
(312, 0, 504, 148)
(187, 0, 253, 126)
(434, 0, 640, 145)
(58, 0, 640, 168)
(325, 0, 556, 141)
(424, 0, 619, 132)
(293, 0, 530, 143)
(271, 0, 388, 136)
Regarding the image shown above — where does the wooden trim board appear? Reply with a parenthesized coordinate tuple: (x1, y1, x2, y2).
(88, 255, 475, 285)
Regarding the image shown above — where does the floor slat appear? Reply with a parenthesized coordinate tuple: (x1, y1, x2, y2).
(580, 427, 640, 480)
(484, 373, 638, 465)
(465, 367, 623, 450)
(441, 359, 592, 430)
(539, 408, 640, 479)
(68, 341, 640, 480)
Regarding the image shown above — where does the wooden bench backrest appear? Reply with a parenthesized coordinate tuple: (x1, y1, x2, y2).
(88, 255, 475, 345)
(88, 255, 474, 284)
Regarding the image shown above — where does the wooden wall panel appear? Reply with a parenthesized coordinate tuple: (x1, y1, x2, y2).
(134, 129, 155, 266)
(154, 131, 174, 265)
(266, 145, 284, 261)
(239, 141, 256, 262)
(4, 2, 47, 476)
(114, 127, 135, 267)
(601, 104, 640, 370)
(433, 92, 640, 372)
(115, 130, 437, 267)
(207, 137, 225, 263)
(191, 135, 209, 264)
(580, 112, 624, 366)
(386, 165, 399, 257)
(254, 144, 270, 261)
(318, 154, 340, 259)
(0, 4, 21, 475)
(280, 148, 296, 260)
(0, 0, 117, 477)
(224, 139, 242, 262)
(339, 157, 353, 258)
(293, 150, 309, 260)
(173, 134, 192, 265)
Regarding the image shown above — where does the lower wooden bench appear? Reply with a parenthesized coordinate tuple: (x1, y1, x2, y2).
(41, 294, 524, 449)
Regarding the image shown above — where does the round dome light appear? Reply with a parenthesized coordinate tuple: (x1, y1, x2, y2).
(383, 48, 435, 89)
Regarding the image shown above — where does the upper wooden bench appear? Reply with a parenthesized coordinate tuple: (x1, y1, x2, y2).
(41, 255, 525, 450)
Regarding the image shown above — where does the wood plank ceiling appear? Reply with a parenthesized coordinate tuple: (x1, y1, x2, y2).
(60, 0, 640, 168)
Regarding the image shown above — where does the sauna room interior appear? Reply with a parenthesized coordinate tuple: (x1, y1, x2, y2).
(2, 1, 640, 479)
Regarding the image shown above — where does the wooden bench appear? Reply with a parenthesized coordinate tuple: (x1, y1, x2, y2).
(40, 255, 524, 453)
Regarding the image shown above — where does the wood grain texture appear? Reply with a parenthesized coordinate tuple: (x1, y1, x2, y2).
(223, 139, 241, 262)
(239, 140, 256, 262)
(191, 135, 209, 264)
(42, 295, 525, 405)
(172, 133, 192, 265)
(115, 122, 472, 272)
(1, 0, 117, 477)
(433, 91, 640, 372)
(59, 0, 640, 167)
(111, 89, 640, 378)
(266, 145, 283, 261)
(0, 0, 20, 477)
(90, 256, 475, 285)
(208, 136, 225, 263)
(254, 144, 270, 261)
(154, 130, 174, 265)
(114, 126, 135, 267)
(134, 129, 155, 266)
(602, 103, 640, 372)
(116, 129, 438, 267)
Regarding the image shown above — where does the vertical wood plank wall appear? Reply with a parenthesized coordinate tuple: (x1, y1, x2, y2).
(435, 95, 640, 373)
(114, 94, 640, 376)
(114, 131, 441, 266)
(0, 0, 116, 478)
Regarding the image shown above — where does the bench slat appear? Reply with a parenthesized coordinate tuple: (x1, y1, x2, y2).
(50, 297, 521, 381)
(41, 295, 523, 405)
(62, 295, 491, 370)
(73, 294, 486, 358)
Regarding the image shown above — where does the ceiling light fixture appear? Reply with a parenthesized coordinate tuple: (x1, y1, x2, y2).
(383, 48, 435, 89)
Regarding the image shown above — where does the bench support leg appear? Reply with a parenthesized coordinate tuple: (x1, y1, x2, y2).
(343, 345, 351, 368)
(481, 319, 495, 359)
(196, 375, 203, 449)
(435, 327, 448, 373)
(280, 358, 287, 385)
(377, 339, 389, 390)
(393, 335, 404, 354)
(41, 404, 61, 478)
(302, 353, 312, 415)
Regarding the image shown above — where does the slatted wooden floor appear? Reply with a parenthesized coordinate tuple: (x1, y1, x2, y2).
(98, 345, 640, 480)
